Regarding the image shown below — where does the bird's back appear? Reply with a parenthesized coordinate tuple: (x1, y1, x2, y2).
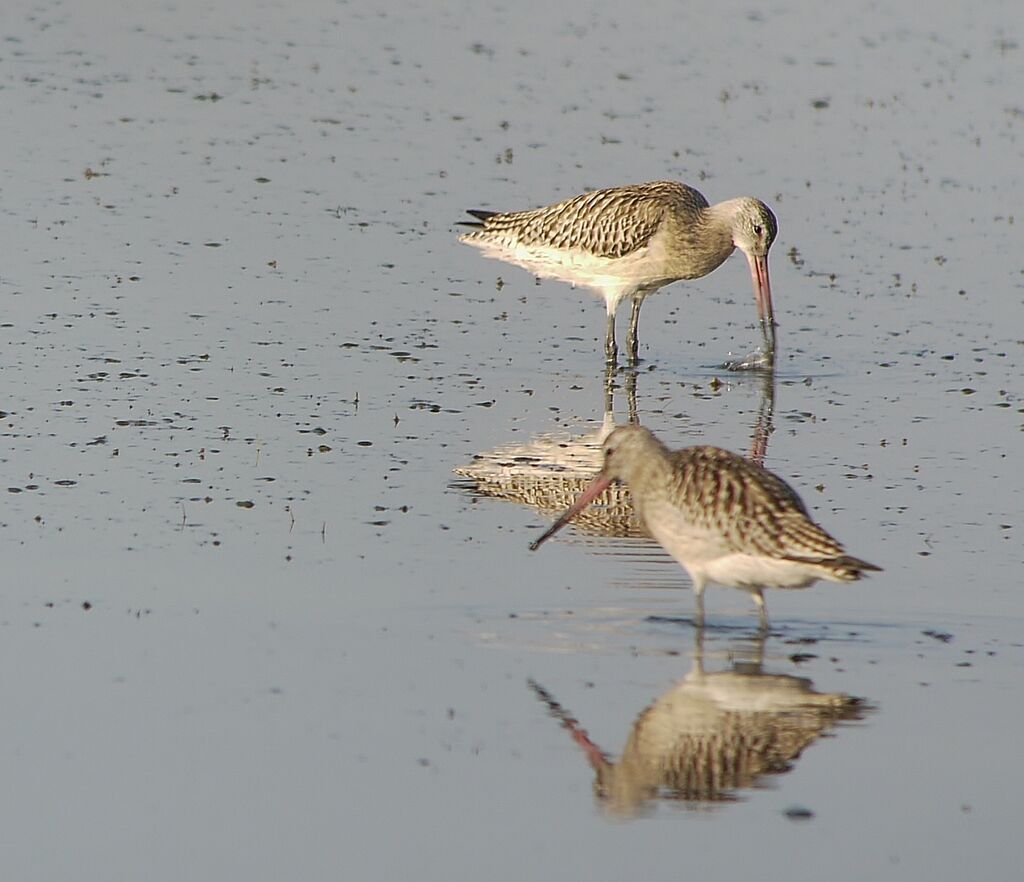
(460, 181, 709, 259)
(649, 446, 872, 573)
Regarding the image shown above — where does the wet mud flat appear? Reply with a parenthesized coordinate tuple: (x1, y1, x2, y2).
(2, 1, 1023, 880)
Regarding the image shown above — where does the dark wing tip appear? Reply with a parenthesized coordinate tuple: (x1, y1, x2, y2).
(836, 556, 883, 579)
(456, 209, 499, 229)
(781, 554, 882, 579)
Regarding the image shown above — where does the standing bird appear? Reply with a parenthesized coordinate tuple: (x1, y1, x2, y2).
(530, 426, 880, 629)
(458, 181, 777, 366)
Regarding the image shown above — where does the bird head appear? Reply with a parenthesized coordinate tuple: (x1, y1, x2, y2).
(731, 198, 777, 259)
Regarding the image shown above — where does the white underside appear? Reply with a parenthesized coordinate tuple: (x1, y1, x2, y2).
(641, 504, 838, 597)
(462, 237, 678, 315)
(695, 554, 826, 593)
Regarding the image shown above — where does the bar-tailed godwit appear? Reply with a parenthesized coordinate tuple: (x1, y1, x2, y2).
(530, 425, 880, 629)
(458, 181, 777, 365)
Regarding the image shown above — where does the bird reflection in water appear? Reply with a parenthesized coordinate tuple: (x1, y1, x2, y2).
(453, 370, 645, 539)
(529, 631, 869, 816)
(454, 368, 775, 539)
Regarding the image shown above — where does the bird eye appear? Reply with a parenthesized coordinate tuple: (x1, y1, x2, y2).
(753, 224, 763, 236)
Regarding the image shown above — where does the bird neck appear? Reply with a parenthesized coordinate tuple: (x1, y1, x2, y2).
(613, 433, 674, 491)
(661, 203, 736, 280)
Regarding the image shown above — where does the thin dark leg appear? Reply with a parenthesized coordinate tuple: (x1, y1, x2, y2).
(605, 312, 618, 365)
(694, 586, 705, 630)
(753, 589, 769, 632)
(627, 298, 642, 364)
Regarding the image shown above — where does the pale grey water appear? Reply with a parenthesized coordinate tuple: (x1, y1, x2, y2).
(1, 0, 1022, 879)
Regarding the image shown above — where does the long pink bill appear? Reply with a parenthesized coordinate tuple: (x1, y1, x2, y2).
(528, 473, 614, 551)
(747, 252, 776, 352)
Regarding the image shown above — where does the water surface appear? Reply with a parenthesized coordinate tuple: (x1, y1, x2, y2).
(1, 1, 1022, 879)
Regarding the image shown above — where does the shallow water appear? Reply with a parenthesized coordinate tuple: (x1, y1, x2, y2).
(2, 0, 1023, 879)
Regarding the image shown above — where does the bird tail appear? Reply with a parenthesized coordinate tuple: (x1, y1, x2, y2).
(456, 209, 499, 229)
(826, 555, 882, 581)
(781, 554, 881, 582)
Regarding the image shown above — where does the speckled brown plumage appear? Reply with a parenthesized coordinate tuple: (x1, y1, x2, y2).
(461, 181, 712, 260)
(644, 444, 855, 567)
(531, 425, 880, 628)
(458, 180, 778, 364)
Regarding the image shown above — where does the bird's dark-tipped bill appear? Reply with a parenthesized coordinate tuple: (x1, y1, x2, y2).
(748, 252, 775, 351)
(529, 473, 614, 551)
